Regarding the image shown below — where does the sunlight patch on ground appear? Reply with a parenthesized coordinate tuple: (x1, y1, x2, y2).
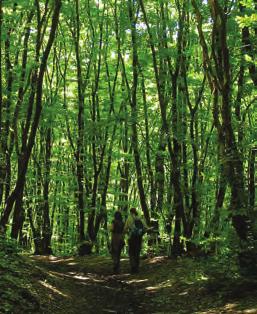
(39, 280, 69, 297)
(178, 291, 188, 296)
(197, 303, 256, 314)
(224, 303, 238, 309)
(198, 274, 209, 281)
(83, 273, 106, 283)
(127, 279, 149, 284)
(49, 257, 75, 264)
(243, 309, 257, 313)
(197, 305, 257, 314)
(48, 270, 74, 280)
(147, 256, 167, 264)
(66, 271, 105, 283)
(32, 255, 76, 264)
(49, 256, 59, 261)
(146, 279, 173, 291)
(73, 275, 91, 281)
(145, 286, 158, 292)
(47, 272, 62, 279)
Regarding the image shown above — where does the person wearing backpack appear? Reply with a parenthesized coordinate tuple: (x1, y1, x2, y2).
(110, 211, 125, 274)
(124, 207, 147, 274)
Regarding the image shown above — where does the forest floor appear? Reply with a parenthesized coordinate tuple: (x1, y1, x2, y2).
(1, 252, 257, 313)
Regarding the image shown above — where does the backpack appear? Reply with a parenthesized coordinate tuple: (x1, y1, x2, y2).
(130, 218, 145, 238)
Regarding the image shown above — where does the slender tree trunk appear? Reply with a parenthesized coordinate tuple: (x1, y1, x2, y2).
(248, 148, 256, 209)
(210, 0, 249, 240)
(28, 207, 42, 255)
(0, 0, 2, 129)
(119, 95, 130, 213)
(141, 74, 155, 211)
(74, 0, 85, 242)
(128, 0, 150, 224)
(155, 129, 165, 215)
(192, 0, 251, 242)
(41, 128, 52, 254)
(0, 0, 3, 205)
(87, 8, 106, 241)
(169, 2, 187, 255)
(210, 163, 227, 235)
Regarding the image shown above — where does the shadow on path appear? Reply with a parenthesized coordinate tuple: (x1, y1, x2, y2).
(30, 255, 257, 314)
(31, 255, 149, 314)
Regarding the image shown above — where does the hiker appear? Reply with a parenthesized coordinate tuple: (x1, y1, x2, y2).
(110, 211, 125, 274)
(124, 207, 148, 274)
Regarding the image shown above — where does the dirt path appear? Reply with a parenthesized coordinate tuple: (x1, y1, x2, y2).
(30, 255, 257, 314)
(31, 256, 150, 314)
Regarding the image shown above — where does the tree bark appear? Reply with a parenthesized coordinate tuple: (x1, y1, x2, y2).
(128, 0, 150, 224)
(74, 0, 86, 242)
(248, 148, 256, 209)
(192, 0, 251, 241)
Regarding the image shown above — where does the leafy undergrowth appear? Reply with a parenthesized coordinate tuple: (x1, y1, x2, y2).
(0, 238, 42, 313)
(1, 249, 257, 313)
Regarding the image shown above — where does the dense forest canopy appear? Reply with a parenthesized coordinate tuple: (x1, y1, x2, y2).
(0, 0, 256, 258)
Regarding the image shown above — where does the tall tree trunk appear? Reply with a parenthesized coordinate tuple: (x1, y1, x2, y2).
(74, 0, 85, 242)
(248, 148, 256, 209)
(119, 93, 130, 213)
(192, 0, 251, 242)
(128, 0, 150, 224)
(209, 0, 249, 240)
(155, 129, 165, 215)
(87, 7, 106, 241)
(41, 128, 52, 254)
(141, 74, 155, 212)
(0, 0, 3, 205)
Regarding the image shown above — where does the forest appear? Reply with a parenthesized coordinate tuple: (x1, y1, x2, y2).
(0, 0, 256, 313)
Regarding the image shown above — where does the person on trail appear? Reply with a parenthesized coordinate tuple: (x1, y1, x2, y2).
(110, 211, 125, 274)
(124, 207, 148, 274)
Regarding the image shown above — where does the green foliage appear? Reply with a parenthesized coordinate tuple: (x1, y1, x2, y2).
(0, 0, 256, 262)
(236, 13, 257, 27)
(0, 236, 20, 255)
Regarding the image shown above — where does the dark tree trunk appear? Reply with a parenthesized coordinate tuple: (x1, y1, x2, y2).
(0, 0, 2, 130)
(248, 148, 256, 209)
(141, 74, 155, 212)
(87, 8, 106, 242)
(192, 0, 253, 243)
(210, 163, 227, 235)
(155, 129, 165, 214)
(41, 128, 53, 255)
(72, 0, 86, 242)
(210, 0, 249, 240)
(0, 0, 4, 205)
(128, 0, 150, 224)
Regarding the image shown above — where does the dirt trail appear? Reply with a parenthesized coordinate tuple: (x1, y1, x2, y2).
(31, 256, 150, 314)
(30, 255, 257, 314)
